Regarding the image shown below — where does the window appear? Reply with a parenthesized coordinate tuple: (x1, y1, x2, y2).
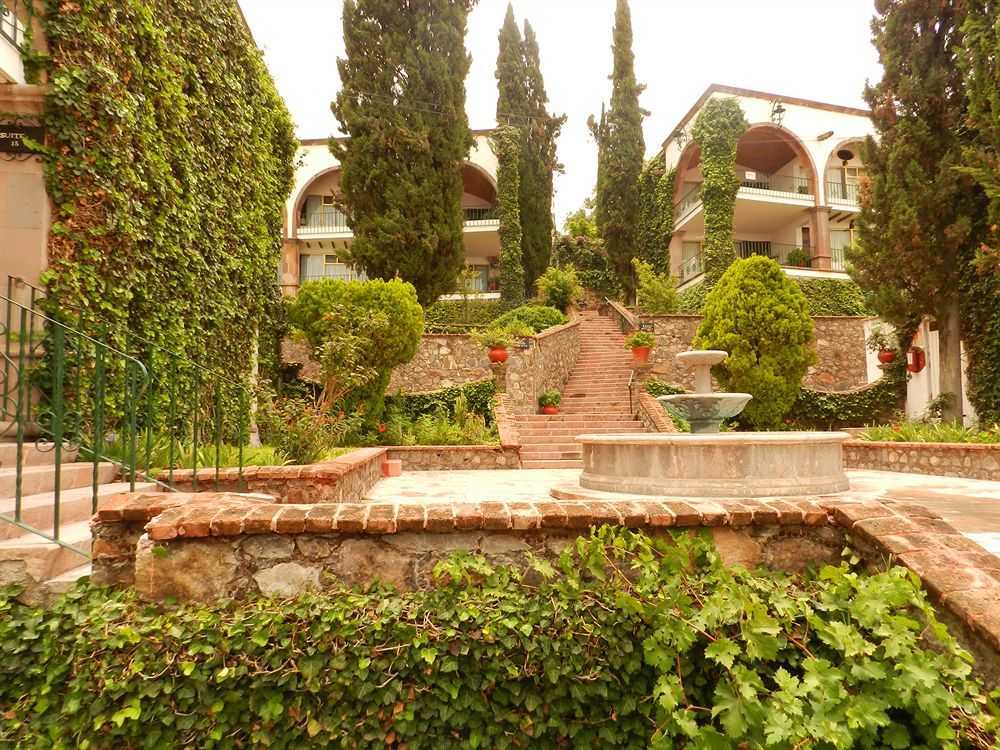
(321, 195, 336, 207)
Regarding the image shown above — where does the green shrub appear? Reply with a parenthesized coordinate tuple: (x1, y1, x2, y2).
(695, 256, 817, 429)
(257, 397, 360, 464)
(490, 304, 567, 333)
(860, 420, 1000, 444)
(287, 279, 424, 420)
(0, 529, 993, 748)
(552, 234, 620, 298)
(794, 278, 872, 316)
(676, 280, 709, 313)
(538, 390, 561, 407)
(385, 380, 496, 425)
(788, 374, 906, 430)
(423, 299, 504, 331)
(632, 258, 679, 314)
(535, 265, 581, 313)
(644, 380, 686, 397)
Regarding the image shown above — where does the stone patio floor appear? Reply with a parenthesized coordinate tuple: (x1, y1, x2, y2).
(367, 468, 1000, 556)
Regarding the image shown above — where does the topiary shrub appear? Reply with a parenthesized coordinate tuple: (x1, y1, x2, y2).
(287, 278, 424, 420)
(491, 304, 567, 333)
(694, 256, 817, 429)
(535, 265, 581, 313)
(633, 258, 679, 314)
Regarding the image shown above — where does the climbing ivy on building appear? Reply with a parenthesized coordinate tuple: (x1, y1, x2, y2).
(35, 0, 296, 385)
(691, 98, 748, 284)
(492, 125, 525, 306)
(636, 160, 674, 272)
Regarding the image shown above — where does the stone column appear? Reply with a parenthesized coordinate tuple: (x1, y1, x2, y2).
(810, 206, 832, 271)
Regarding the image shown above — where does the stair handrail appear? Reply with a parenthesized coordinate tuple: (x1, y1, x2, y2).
(0, 293, 152, 552)
(6, 276, 251, 492)
(603, 297, 638, 335)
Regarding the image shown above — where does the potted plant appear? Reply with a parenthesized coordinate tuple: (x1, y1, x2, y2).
(866, 323, 897, 364)
(624, 330, 657, 363)
(471, 322, 530, 364)
(538, 390, 561, 415)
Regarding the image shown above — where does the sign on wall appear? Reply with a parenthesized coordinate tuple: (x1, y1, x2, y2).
(0, 125, 44, 154)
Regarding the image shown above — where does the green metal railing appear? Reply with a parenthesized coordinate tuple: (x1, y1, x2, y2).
(679, 253, 704, 282)
(734, 240, 813, 269)
(1, 277, 251, 553)
(674, 185, 702, 219)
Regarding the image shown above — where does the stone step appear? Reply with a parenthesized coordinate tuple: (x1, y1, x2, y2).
(0, 442, 79, 468)
(0, 481, 158, 540)
(0, 519, 95, 582)
(0, 462, 119, 499)
(45, 562, 92, 596)
(520, 459, 584, 469)
(516, 427, 644, 437)
(520, 450, 583, 461)
(515, 414, 643, 422)
(516, 439, 582, 450)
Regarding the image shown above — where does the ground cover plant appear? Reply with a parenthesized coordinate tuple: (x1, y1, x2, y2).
(860, 420, 1000, 444)
(0, 528, 995, 748)
(490, 304, 567, 333)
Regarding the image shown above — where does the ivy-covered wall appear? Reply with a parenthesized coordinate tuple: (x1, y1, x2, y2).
(33, 0, 297, 380)
(636, 160, 673, 272)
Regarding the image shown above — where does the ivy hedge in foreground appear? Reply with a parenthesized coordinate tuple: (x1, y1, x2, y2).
(0, 529, 995, 749)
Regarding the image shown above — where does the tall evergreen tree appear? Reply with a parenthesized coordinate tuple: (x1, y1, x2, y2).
(595, 0, 646, 299)
(852, 0, 983, 421)
(521, 21, 566, 291)
(333, 0, 477, 306)
(587, 103, 609, 232)
(492, 126, 525, 306)
(495, 7, 564, 294)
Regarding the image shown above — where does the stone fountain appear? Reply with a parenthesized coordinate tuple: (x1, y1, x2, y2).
(560, 349, 851, 499)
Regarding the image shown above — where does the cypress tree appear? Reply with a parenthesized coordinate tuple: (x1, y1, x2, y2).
(597, 0, 646, 300)
(587, 103, 609, 233)
(853, 0, 983, 422)
(332, 0, 477, 307)
(521, 21, 566, 292)
(494, 3, 527, 126)
(492, 126, 525, 306)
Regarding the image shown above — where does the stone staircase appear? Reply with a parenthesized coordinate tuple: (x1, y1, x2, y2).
(516, 310, 648, 469)
(0, 440, 156, 601)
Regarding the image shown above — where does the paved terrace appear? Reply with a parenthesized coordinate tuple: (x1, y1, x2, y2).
(367, 468, 1000, 556)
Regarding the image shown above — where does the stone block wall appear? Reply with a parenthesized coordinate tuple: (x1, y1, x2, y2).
(635, 391, 677, 433)
(496, 314, 581, 414)
(844, 442, 1000, 482)
(91, 491, 1000, 684)
(637, 315, 870, 392)
(387, 335, 492, 392)
(385, 446, 521, 471)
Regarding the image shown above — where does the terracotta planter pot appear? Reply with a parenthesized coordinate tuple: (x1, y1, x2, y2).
(541, 405, 559, 415)
(488, 346, 509, 364)
(631, 346, 651, 363)
(877, 350, 896, 365)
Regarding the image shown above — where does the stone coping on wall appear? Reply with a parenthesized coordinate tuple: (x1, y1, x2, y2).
(384, 445, 521, 471)
(845, 441, 1000, 482)
(635, 391, 677, 433)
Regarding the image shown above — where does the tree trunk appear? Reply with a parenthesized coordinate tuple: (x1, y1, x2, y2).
(937, 299, 964, 423)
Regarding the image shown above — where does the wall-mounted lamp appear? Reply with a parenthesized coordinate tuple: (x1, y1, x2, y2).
(673, 128, 688, 149)
(770, 100, 786, 129)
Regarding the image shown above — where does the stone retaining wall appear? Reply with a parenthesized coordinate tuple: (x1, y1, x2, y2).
(638, 314, 870, 392)
(92, 491, 1000, 682)
(385, 445, 521, 471)
(495, 313, 580, 414)
(845, 441, 1000, 482)
(635, 391, 677, 433)
(387, 334, 491, 392)
(161, 447, 387, 504)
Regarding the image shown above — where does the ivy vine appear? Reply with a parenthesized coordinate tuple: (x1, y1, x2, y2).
(492, 125, 525, 306)
(691, 98, 748, 284)
(34, 0, 297, 386)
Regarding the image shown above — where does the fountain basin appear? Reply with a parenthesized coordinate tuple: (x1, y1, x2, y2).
(658, 393, 752, 434)
(578, 432, 851, 498)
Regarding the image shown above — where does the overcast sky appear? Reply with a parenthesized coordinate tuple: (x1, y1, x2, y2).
(238, 0, 883, 225)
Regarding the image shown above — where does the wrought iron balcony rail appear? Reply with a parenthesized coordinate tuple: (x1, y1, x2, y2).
(826, 181, 860, 204)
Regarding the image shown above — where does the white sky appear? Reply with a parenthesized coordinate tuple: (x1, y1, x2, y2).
(238, 0, 882, 226)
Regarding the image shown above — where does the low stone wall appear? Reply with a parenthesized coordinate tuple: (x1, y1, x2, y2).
(496, 313, 581, 414)
(385, 445, 521, 471)
(845, 441, 1000, 482)
(635, 391, 677, 433)
(92, 491, 1000, 682)
(387, 334, 491, 392)
(161, 448, 387, 504)
(637, 314, 870, 392)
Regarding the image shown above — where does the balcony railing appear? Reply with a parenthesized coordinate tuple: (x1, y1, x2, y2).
(462, 207, 499, 223)
(739, 174, 812, 197)
(300, 270, 367, 285)
(831, 246, 847, 272)
(1, 1, 27, 46)
(679, 253, 704, 282)
(826, 181, 860, 205)
(735, 240, 813, 269)
(674, 185, 702, 219)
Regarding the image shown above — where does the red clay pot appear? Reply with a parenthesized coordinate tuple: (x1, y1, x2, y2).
(541, 405, 559, 415)
(877, 350, 896, 364)
(488, 346, 509, 364)
(631, 346, 651, 363)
